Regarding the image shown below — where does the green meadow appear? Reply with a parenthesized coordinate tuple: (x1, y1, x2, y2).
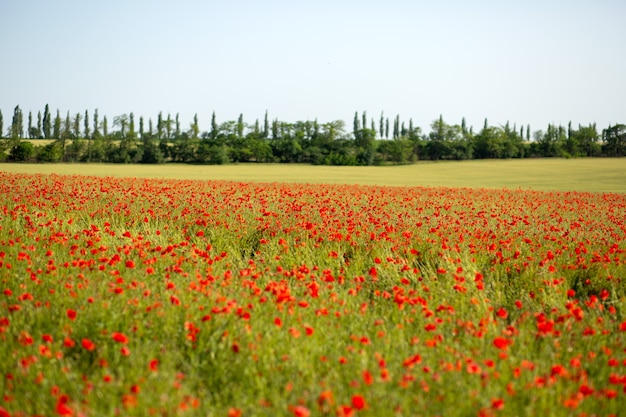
(1, 158, 625, 192)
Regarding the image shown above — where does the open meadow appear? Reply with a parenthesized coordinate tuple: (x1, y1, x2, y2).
(1, 158, 626, 192)
(0, 160, 625, 416)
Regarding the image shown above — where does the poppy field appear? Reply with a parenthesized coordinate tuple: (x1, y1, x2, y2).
(0, 172, 625, 417)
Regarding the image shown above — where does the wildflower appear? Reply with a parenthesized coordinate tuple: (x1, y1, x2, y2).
(112, 332, 128, 344)
(81, 339, 96, 351)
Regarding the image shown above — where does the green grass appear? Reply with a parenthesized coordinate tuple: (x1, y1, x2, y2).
(1, 158, 625, 192)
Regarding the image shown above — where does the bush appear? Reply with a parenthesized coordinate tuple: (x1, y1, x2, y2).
(37, 142, 64, 162)
(9, 141, 35, 162)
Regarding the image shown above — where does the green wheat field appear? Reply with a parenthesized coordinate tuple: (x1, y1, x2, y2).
(1, 158, 625, 192)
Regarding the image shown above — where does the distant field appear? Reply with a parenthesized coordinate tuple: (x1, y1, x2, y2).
(1, 158, 625, 192)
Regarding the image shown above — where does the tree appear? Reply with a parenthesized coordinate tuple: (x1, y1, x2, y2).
(102, 115, 108, 137)
(53, 110, 61, 139)
(237, 113, 244, 138)
(175, 113, 180, 139)
(27, 111, 33, 138)
(36, 111, 43, 138)
(0, 109, 3, 138)
(113, 114, 129, 138)
(263, 110, 269, 139)
(191, 113, 199, 139)
(165, 114, 172, 139)
(253, 119, 260, 136)
(10, 105, 23, 138)
(393, 115, 400, 139)
(43, 104, 51, 139)
(353, 112, 360, 139)
(85, 110, 92, 162)
(573, 124, 600, 156)
(535, 124, 564, 157)
(62, 111, 71, 140)
(84, 110, 90, 139)
(385, 118, 389, 139)
(563, 120, 580, 157)
(129, 113, 136, 139)
(139, 116, 145, 138)
(157, 112, 164, 139)
(93, 109, 100, 138)
(379, 112, 384, 138)
(426, 115, 461, 160)
(140, 136, 164, 164)
(73, 113, 82, 138)
(354, 128, 376, 165)
(362, 111, 367, 133)
(602, 124, 626, 156)
(211, 111, 218, 139)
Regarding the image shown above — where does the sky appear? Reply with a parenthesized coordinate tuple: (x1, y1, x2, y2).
(1, 0, 625, 136)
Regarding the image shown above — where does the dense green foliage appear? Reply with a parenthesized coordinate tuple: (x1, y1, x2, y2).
(1, 106, 625, 165)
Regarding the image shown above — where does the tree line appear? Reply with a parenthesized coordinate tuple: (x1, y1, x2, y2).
(1, 105, 625, 165)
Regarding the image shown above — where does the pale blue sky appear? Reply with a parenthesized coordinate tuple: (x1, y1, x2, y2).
(1, 0, 624, 135)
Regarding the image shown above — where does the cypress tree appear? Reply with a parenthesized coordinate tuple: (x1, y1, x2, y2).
(84, 110, 90, 138)
(175, 113, 180, 138)
(353, 112, 360, 137)
(0, 109, 3, 138)
(102, 115, 108, 137)
(263, 110, 269, 138)
(237, 113, 244, 138)
(129, 113, 136, 138)
(43, 104, 51, 138)
(157, 112, 163, 139)
(37, 111, 42, 138)
(165, 114, 172, 139)
(11, 105, 23, 138)
(211, 111, 218, 139)
(93, 109, 100, 138)
(191, 114, 199, 139)
(73, 113, 81, 138)
(27, 111, 33, 138)
(139, 116, 144, 138)
(362, 111, 367, 132)
(385, 118, 389, 139)
(53, 110, 61, 139)
(393, 115, 400, 139)
(63, 111, 71, 139)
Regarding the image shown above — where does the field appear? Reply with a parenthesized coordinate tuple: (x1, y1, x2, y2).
(2, 158, 626, 192)
(0, 162, 625, 416)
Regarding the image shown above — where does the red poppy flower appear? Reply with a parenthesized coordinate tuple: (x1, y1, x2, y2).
(112, 332, 128, 344)
(81, 339, 96, 351)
